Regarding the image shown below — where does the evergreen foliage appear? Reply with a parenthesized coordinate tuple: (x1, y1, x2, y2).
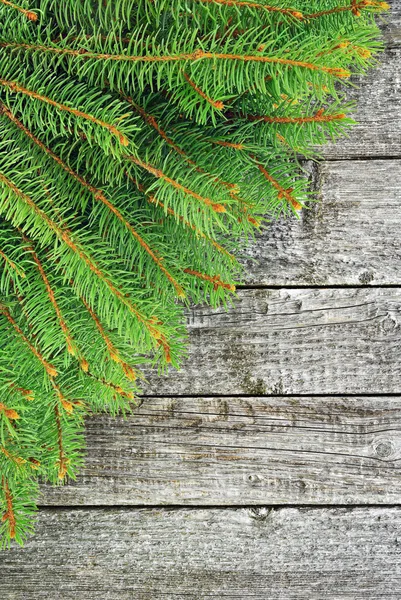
(0, 0, 389, 546)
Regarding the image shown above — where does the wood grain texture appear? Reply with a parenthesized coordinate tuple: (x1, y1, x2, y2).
(321, 1, 401, 160)
(243, 159, 401, 285)
(2, 10, 401, 599)
(323, 48, 401, 159)
(383, 1, 401, 47)
(313, 4, 400, 159)
(143, 288, 401, 395)
(2, 507, 400, 599)
(40, 396, 401, 506)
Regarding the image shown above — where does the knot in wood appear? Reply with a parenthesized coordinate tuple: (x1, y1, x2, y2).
(246, 473, 263, 486)
(373, 438, 398, 461)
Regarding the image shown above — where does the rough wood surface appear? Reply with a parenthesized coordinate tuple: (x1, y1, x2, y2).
(243, 159, 401, 285)
(143, 288, 401, 395)
(2, 507, 400, 600)
(40, 395, 401, 506)
(2, 10, 401, 600)
(323, 48, 401, 159)
(383, 1, 401, 46)
(320, 2, 401, 160)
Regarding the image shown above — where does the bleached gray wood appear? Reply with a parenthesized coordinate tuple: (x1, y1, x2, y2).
(142, 288, 401, 395)
(243, 159, 401, 285)
(317, 4, 401, 158)
(40, 395, 401, 506)
(2, 507, 401, 599)
(322, 48, 401, 159)
(2, 10, 399, 596)
(383, 1, 401, 46)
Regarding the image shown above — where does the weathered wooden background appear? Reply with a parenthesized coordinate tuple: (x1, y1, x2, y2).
(2, 5, 401, 599)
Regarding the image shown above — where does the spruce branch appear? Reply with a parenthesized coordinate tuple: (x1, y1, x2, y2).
(0, 0, 389, 546)
(0, 303, 58, 377)
(0, 0, 37, 21)
(0, 78, 130, 147)
(191, 0, 304, 19)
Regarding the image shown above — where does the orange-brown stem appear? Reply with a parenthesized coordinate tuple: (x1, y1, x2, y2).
(0, 402, 19, 420)
(28, 457, 41, 470)
(80, 295, 138, 382)
(0, 44, 350, 78)
(211, 140, 245, 150)
(246, 109, 346, 124)
(21, 233, 88, 370)
(0, 0, 36, 20)
(92, 190, 185, 298)
(157, 337, 172, 364)
(276, 132, 291, 147)
(205, 141, 262, 227)
(306, 0, 389, 19)
(9, 384, 34, 401)
(0, 303, 58, 377)
(129, 156, 226, 213)
(184, 269, 235, 291)
(1, 446, 26, 466)
(127, 99, 186, 156)
(131, 176, 235, 261)
(54, 404, 68, 480)
(1, 477, 16, 539)
(182, 71, 224, 109)
(1, 104, 182, 297)
(253, 157, 302, 210)
(0, 248, 25, 278)
(126, 100, 238, 193)
(0, 80, 128, 145)
(86, 372, 135, 400)
(193, 0, 303, 18)
(0, 171, 166, 349)
(52, 381, 82, 414)
(317, 40, 372, 60)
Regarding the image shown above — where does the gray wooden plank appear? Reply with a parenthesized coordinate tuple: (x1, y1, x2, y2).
(243, 159, 401, 285)
(317, 5, 401, 158)
(2, 507, 400, 599)
(383, 1, 401, 46)
(322, 48, 401, 158)
(143, 288, 401, 395)
(40, 395, 401, 506)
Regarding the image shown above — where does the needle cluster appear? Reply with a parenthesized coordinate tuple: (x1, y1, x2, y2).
(0, 0, 388, 546)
